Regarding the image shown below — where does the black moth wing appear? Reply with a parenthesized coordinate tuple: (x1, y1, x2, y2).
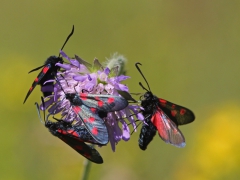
(79, 93, 129, 112)
(23, 63, 51, 104)
(158, 98, 195, 126)
(46, 120, 103, 164)
(58, 135, 103, 164)
(23, 56, 63, 103)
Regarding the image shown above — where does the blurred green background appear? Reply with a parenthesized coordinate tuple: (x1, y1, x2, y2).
(1, 1, 240, 180)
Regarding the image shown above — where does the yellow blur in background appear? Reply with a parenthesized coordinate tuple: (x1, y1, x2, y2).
(175, 104, 240, 180)
(1, 1, 240, 180)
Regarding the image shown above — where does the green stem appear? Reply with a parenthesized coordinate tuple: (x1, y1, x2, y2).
(81, 159, 92, 180)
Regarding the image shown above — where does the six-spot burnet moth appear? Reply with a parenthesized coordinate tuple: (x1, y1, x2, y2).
(23, 25, 74, 104)
(135, 62, 195, 150)
(35, 98, 104, 164)
(56, 77, 129, 145)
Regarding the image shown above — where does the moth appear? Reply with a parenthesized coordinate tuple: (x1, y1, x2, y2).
(23, 25, 74, 103)
(135, 62, 195, 150)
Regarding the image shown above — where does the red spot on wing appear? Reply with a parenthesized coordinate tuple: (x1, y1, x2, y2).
(58, 129, 67, 134)
(159, 99, 167, 107)
(95, 97, 104, 107)
(95, 97, 100, 101)
(83, 152, 91, 158)
(80, 93, 88, 100)
(58, 129, 79, 137)
(34, 77, 39, 82)
(29, 87, 33, 91)
(91, 127, 98, 135)
(88, 117, 95, 123)
(73, 106, 81, 114)
(180, 108, 186, 115)
(172, 104, 176, 109)
(98, 101, 104, 107)
(108, 97, 115, 104)
(42, 66, 49, 74)
(67, 129, 79, 137)
(159, 99, 167, 104)
(171, 110, 177, 117)
(90, 107, 97, 113)
(74, 145, 83, 150)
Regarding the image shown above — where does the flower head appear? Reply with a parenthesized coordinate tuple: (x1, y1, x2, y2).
(41, 51, 144, 151)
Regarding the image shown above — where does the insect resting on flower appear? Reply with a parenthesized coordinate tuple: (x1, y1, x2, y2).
(23, 25, 74, 104)
(35, 98, 104, 164)
(135, 62, 195, 150)
(55, 77, 129, 145)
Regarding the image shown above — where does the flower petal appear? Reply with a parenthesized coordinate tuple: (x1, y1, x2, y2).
(56, 63, 71, 70)
(73, 75, 88, 82)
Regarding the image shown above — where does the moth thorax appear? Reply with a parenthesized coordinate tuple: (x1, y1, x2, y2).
(144, 92, 154, 100)
(66, 94, 83, 106)
(45, 56, 63, 65)
(141, 92, 153, 106)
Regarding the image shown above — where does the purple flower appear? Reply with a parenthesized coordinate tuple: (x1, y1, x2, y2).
(41, 51, 143, 151)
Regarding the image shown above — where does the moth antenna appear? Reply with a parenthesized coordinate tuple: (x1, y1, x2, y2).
(135, 62, 151, 92)
(46, 114, 52, 123)
(59, 25, 74, 57)
(139, 82, 149, 92)
(74, 86, 78, 93)
(34, 96, 46, 124)
(82, 89, 90, 93)
(41, 96, 46, 123)
(73, 81, 80, 94)
(60, 74, 69, 87)
(35, 102, 44, 124)
(55, 76, 67, 94)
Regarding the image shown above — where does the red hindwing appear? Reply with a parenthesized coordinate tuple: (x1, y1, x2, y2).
(151, 108, 186, 147)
